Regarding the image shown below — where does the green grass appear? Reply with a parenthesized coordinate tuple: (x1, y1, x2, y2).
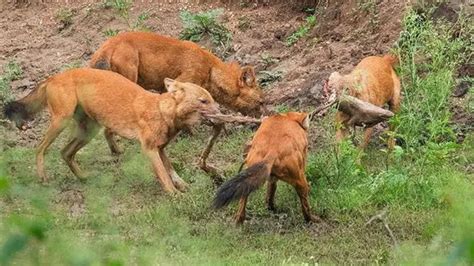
(1, 6, 473, 265)
(0, 61, 22, 104)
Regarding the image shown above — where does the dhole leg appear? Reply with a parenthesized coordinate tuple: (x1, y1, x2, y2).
(199, 123, 224, 185)
(36, 118, 68, 182)
(294, 178, 320, 223)
(159, 149, 189, 192)
(61, 118, 100, 179)
(266, 178, 277, 211)
(235, 196, 248, 225)
(141, 146, 179, 194)
(104, 128, 122, 155)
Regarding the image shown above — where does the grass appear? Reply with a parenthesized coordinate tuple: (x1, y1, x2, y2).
(1, 6, 473, 265)
(285, 15, 316, 47)
(0, 61, 22, 104)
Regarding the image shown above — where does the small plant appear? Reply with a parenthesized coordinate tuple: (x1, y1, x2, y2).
(257, 70, 282, 88)
(132, 11, 151, 31)
(60, 60, 83, 71)
(237, 16, 251, 32)
(179, 9, 232, 48)
(103, 28, 119, 37)
(285, 15, 316, 47)
(259, 53, 279, 69)
(0, 61, 22, 104)
(55, 8, 74, 28)
(103, 0, 133, 29)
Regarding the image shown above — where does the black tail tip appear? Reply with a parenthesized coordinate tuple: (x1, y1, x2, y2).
(3, 101, 29, 129)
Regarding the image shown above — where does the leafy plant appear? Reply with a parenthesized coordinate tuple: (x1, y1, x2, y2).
(132, 11, 151, 31)
(55, 8, 74, 27)
(179, 9, 232, 49)
(103, 28, 120, 37)
(257, 70, 282, 88)
(103, 0, 132, 21)
(285, 15, 316, 46)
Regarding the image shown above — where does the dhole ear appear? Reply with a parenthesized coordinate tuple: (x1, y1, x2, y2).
(164, 78, 178, 92)
(297, 113, 310, 130)
(239, 66, 256, 87)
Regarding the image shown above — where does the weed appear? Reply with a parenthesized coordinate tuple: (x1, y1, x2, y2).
(237, 16, 251, 32)
(103, 0, 132, 21)
(0, 61, 22, 104)
(103, 28, 120, 37)
(179, 9, 232, 53)
(60, 60, 83, 71)
(285, 15, 316, 46)
(132, 11, 151, 31)
(259, 53, 279, 69)
(257, 70, 282, 88)
(395, 9, 469, 148)
(55, 8, 74, 27)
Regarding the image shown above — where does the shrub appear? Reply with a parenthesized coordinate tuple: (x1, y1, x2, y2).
(179, 9, 232, 49)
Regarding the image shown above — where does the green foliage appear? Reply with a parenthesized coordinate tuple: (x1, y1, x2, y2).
(179, 9, 232, 48)
(103, 0, 132, 21)
(55, 8, 74, 26)
(132, 11, 151, 31)
(394, 9, 470, 148)
(0, 61, 22, 104)
(103, 28, 120, 37)
(257, 70, 282, 88)
(285, 15, 316, 46)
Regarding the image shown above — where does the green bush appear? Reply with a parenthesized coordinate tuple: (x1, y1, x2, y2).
(179, 9, 232, 48)
(394, 9, 470, 148)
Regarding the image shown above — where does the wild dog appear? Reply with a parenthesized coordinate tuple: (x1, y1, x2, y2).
(328, 54, 401, 148)
(90, 32, 266, 183)
(213, 112, 320, 225)
(4, 68, 219, 193)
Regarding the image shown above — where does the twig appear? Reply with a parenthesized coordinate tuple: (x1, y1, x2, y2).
(365, 208, 398, 247)
(203, 113, 262, 124)
(309, 92, 337, 121)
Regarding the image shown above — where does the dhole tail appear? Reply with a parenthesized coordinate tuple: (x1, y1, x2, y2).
(4, 82, 48, 129)
(213, 156, 274, 209)
(383, 54, 399, 67)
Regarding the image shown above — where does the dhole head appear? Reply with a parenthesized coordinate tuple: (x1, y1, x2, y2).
(283, 112, 310, 131)
(164, 78, 220, 124)
(210, 63, 266, 117)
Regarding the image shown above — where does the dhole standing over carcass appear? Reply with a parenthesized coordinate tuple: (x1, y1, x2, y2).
(213, 112, 320, 225)
(328, 55, 401, 148)
(90, 32, 265, 182)
(4, 68, 219, 193)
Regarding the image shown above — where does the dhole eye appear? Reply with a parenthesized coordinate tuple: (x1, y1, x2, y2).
(199, 98, 209, 104)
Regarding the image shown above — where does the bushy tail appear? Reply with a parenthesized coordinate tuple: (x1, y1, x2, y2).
(4, 82, 47, 129)
(383, 54, 399, 67)
(213, 158, 274, 209)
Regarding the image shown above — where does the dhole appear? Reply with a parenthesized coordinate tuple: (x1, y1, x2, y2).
(213, 112, 320, 225)
(4, 68, 219, 193)
(90, 32, 265, 181)
(328, 55, 401, 148)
